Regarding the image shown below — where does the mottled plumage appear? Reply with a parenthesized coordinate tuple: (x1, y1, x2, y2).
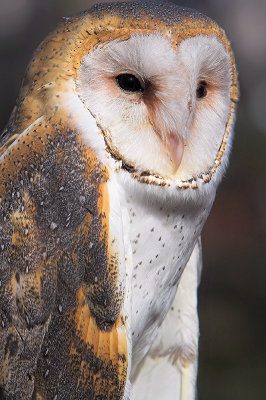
(0, 1, 238, 399)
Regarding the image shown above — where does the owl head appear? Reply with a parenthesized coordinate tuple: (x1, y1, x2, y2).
(12, 0, 238, 190)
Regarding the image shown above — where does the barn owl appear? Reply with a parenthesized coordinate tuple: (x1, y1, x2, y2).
(0, 1, 238, 399)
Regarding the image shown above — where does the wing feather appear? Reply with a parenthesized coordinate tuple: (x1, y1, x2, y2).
(0, 118, 127, 399)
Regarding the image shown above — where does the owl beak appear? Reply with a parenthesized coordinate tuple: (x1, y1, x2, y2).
(167, 133, 184, 170)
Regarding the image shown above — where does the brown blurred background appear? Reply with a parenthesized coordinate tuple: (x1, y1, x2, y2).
(0, 0, 265, 399)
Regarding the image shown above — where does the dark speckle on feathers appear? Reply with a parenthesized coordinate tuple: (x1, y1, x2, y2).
(89, 0, 210, 25)
(5, 334, 18, 357)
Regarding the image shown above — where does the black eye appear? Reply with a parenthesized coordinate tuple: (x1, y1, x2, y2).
(116, 73, 143, 93)
(196, 80, 208, 99)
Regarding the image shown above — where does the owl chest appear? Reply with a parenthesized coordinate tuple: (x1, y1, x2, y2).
(122, 194, 205, 366)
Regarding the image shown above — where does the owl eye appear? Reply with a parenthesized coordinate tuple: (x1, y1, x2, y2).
(196, 81, 208, 99)
(116, 73, 143, 93)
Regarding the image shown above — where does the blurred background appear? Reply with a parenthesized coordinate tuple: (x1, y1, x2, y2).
(0, 0, 265, 398)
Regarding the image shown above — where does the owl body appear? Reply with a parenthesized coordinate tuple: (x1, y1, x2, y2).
(115, 170, 214, 371)
(0, 1, 238, 399)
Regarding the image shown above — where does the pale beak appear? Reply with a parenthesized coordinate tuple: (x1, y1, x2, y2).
(167, 133, 184, 171)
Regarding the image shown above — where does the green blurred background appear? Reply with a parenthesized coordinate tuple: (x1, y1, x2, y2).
(0, 0, 265, 398)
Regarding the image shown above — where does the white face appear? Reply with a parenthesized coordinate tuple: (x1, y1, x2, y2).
(76, 33, 232, 181)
